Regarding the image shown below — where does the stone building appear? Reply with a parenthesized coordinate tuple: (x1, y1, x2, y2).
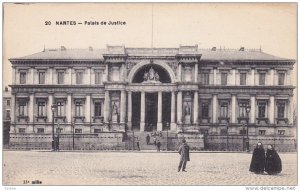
(8, 45, 296, 151)
(3, 87, 11, 146)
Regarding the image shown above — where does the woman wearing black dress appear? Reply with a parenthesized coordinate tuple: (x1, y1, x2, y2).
(249, 142, 265, 174)
(265, 145, 282, 175)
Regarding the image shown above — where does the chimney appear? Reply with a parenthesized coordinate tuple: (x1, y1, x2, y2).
(89, 46, 93, 51)
(5, 86, 8, 92)
(239, 47, 245, 51)
(211, 47, 217, 51)
(61, 46, 66, 51)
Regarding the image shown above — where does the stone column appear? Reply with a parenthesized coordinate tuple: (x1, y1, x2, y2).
(231, 94, 237, 123)
(193, 91, 198, 124)
(212, 94, 218, 123)
(250, 95, 256, 123)
(194, 64, 198, 82)
(289, 96, 294, 125)
(177, 63, 182, 82)
(127, 91, 132, 130)
(251, 68, 255, 86)
(31, 68, 35, 84)
(49, 68, 53, 85)
(140, 91, 145, 131)
(48, 94, 53, 123)
(170, 91, 176, 131)
(85, 95, 91, 123)
(68, 68, 72, 85)
(67, 94, 72, 123)
(29, 94, 34, 123)
(213, 67, 217, 85)
(269, 96, 275, 124)
(157, 91, 163, 131)
(177, 91, 182, 123)
(12, 67, 16, 85)
(11, 94, 15, 123)
(104, 91, 110, 123)
(120, 90, 126, 123)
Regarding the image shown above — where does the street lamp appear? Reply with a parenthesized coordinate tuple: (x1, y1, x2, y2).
(57, 123, 61, 151)
(166, 122, 169, 151)
(51, 104, 57, 151)
(245, 104, 251, 152)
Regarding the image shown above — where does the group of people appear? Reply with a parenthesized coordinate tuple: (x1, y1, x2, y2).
(146, 134, 161, 152)
(249, 142, 282, 175)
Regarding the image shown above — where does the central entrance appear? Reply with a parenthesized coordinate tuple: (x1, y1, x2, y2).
(145, 93, 158, 131)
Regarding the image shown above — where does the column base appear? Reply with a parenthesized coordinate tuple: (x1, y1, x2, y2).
(127, 122, 132, 131)
(140, 122, 145, 132)
(170, 122, 177, 131)
(157, 122, 163, 131)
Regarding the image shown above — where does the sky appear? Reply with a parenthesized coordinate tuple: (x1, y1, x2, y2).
(3, 3, 297, 88)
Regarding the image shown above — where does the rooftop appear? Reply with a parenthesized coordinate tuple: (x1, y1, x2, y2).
(10, 45, 294, 62)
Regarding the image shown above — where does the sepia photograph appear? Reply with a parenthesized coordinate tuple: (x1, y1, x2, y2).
(1, 2, 298, 190)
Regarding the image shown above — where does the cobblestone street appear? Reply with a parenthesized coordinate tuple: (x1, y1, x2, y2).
(3, 151, 297, 186)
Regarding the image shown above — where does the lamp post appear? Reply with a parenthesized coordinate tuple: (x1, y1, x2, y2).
(57, 123, 61, 151)
(166, 122, 169, 151)
(245, 104, 251, 152)
(226, 123, 229, 151)
(51, 104, 57, 151)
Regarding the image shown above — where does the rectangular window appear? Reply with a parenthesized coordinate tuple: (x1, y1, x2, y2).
(75, 101, 83, 116)
(38, 101, 46, 116)
(38, 72, 45, 84)
(201, 103, 209, 118)
(221, 73, 227, 85)
(220, 129, 228, 135)
(278, 130, 285, 135)
(95, 71, 102, 84)
(6, 110, 10, 119)
(37, 128, 44, 133)
(19, 101, 26, 116)
(259, 73, 266, 85)
(220, 102, 228, 117)
(75, 129, 82, 134)
(94, 102, 102, 117)
(258, 102, 266, 118)
(76, 71, 83, 84)
(56, 101, 65, 116)
(201, 73, 210, 85)
(7, 100, 10, 107)
(57, 71, 64, 84)
(239, 102, 247, 117)
(240, 73, 247, 85)
(94, 129, 102, 133)
(259, 130, 266, 135)
(239, 130, 246, 135)
(19, 128, 25, 133)
(277, 102, 285, 118)
(20, 72, 26, 84)
(278, 73, 285, 85)
(56, 128, 63, 133)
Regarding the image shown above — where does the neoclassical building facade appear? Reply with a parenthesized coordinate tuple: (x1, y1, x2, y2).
(9, 45, 296, 151)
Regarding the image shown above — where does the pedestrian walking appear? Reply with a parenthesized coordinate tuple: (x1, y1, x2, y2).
(156, 140, 161, 152)
(153, 136, 157, 146)
(265, 145, 282, 175)
(178, 139, 190, 172)
(136, 139, 140, 151)
(249, 142, 265, 174)
(146, 134, 150, 145)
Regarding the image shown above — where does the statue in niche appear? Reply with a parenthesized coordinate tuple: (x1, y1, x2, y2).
(111, 101, 119, 123)
(142, 67, 160, 82)
(148, 67, 155, 80)
(185, 103, 191, 116)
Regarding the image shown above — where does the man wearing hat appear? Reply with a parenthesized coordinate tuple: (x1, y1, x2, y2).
(178, 139, 190, 172)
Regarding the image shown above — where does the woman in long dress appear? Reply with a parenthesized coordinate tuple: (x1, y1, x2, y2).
(249, 142, 265, 174)
(265, 145, 282, 175)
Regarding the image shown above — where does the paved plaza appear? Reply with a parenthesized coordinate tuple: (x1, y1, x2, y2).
(2, 151, 297, 186)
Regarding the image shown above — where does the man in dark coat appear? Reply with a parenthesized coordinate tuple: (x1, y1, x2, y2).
(178, 139, 190, 172)
(146, 134, 150, 145)
(249, 142, 265, 174)
(156, 140, 161, 152)
(265, 145, 282, 175)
